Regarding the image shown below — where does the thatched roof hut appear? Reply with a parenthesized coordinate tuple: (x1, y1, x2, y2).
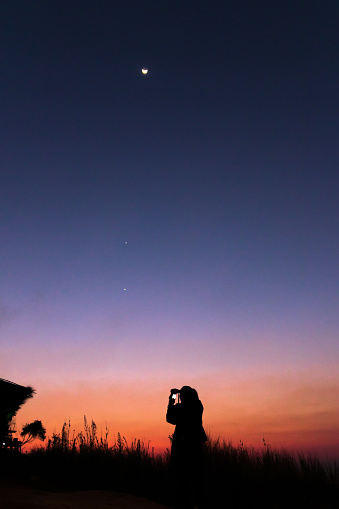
(0, 378, 35, 441)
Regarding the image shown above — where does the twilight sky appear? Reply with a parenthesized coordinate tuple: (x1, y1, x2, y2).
(1, 1, 339, 457)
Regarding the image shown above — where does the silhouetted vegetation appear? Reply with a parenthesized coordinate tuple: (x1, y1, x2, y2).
(202, 437, 339, 508)
(20, 420, 46, 447)
(1, 418, 338, 508)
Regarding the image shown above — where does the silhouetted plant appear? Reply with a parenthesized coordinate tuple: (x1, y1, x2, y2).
(6, 421, 338, 508)
(20, 420, 46, 446)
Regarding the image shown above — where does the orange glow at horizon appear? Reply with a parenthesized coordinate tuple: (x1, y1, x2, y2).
(14, 368, 339, 460)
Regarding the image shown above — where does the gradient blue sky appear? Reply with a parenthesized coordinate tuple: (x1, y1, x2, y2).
(1, 1, 339, 456)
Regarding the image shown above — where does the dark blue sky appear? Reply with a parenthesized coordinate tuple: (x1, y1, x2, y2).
(1, 2, 339, 451)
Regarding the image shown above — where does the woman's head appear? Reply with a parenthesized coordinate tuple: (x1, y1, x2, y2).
(180, 385, 199, 404)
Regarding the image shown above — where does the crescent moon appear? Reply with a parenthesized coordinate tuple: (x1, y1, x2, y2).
(142, 68, 148, 74)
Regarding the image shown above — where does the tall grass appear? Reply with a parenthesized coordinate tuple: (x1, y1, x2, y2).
(202, 437, 339, 508)
(11, 417, 166, 503)
(1, 419, 338, 508)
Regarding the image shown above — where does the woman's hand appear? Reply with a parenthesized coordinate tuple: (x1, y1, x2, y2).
(168, 388, 179, 405)
(168, 394, 175, 406)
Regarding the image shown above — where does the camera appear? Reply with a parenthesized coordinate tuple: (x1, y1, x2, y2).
(170, 388, 180, 401)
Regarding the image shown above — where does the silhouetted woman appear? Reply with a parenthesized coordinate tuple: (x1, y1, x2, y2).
(166, 386, 207, 509)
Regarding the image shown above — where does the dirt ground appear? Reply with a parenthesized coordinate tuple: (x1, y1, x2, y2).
(0, 485, 169, 509)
